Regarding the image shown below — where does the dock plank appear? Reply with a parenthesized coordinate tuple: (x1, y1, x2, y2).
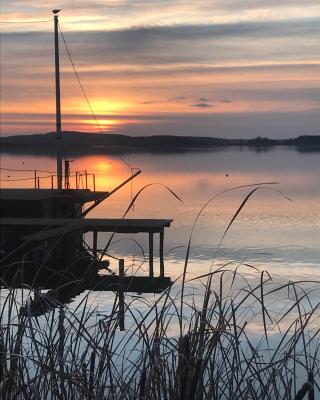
(0, 189, 108, 202)
(1, 218, 173, 241)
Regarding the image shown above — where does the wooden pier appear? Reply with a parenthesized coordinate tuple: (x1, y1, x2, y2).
(1, 185, 173, 320)
(1, 217, 172, 279)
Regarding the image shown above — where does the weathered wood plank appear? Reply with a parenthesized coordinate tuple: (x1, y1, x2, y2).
(0, 188, 108, 201)
(1, 218, 173, 241)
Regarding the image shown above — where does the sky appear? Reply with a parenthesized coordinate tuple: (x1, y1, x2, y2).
(1, 0, 320, 138)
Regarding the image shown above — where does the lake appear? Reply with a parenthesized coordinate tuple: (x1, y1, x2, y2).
(2, 146, 320, 396)
(2, 146, 319, 286)
(1, 146, 320, 319)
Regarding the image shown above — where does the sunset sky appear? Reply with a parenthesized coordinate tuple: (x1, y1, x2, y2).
(1, 1, 320, 138)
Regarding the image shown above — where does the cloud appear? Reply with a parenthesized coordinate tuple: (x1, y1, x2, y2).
(191, 102, 212, 108)
(213, 0, 319, 11)
(140, 96, 187, 105)
(84, 17, 320, 48)
(2, 16, 320, 71)
(140, 100, 164, 104)
(2, 3, 320, 138)
(171, 96, 186, 101)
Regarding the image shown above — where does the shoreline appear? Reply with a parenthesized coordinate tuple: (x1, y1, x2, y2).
(1, 143, 320, 156)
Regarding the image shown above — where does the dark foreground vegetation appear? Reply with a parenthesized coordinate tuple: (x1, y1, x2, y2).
(1, 131, 320, 153)
(1, 185, 319, 399)
(1, 270, 319, 399)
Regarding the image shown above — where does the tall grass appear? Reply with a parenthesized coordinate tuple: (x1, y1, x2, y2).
(1, 270, 319, 399)
(1, 185, 319, 399)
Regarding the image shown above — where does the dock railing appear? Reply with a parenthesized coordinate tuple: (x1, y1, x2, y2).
(0, 168, 96, 191)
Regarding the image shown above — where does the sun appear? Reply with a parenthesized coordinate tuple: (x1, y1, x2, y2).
(77, 98, 128, 114)
(64, 97, 130, 131)
(80, 118, 121, 131)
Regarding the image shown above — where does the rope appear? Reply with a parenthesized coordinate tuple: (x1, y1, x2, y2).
(0, 175, 52, 182)
(0, 173, 95, 181)
(58, 23, 140, 203)
(0, 167, 124, 178)
(59, 23, 104, 134)
(0, 177, 35, 182)
(0, 167, 56, 173)
(0, 19, 53, 24)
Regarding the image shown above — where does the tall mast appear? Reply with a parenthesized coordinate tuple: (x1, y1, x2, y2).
(53, 10, 63, 190)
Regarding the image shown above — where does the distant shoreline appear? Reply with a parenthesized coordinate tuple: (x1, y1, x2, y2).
(1, 132, 319, 155)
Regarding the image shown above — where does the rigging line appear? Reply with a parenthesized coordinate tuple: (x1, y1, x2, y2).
(0, 19, 53, 24)
(0, 166, 136, 177)
(58, 23, 132, 168)
(58, 23, 104, 134)
(0, 175, 53, 181)
(58, 23, 140, 202)
(0, 167, 55, 173)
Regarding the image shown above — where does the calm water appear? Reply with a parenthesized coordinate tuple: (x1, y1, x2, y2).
(2, 146, 319, 400)
(2, 147, 320, 353)
(2, 147, 319, 282)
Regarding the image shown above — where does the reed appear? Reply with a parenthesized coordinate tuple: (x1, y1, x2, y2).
(1, 264, 319, 399)
(0, 186, 319, 399)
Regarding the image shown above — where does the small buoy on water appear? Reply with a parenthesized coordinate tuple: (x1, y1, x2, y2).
(225, 173, 229, 177)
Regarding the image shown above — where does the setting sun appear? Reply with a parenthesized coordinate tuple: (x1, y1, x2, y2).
(80, 118, 121, 131)
(77, 98, 129, 115)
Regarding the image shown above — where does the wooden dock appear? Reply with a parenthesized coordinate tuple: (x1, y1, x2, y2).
(1, 217, 173, 278)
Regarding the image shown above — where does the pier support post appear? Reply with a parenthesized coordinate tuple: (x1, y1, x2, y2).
(149, 233, 154, 277)
(119, 259, 125, 331)
(159, 228, 164, 278)
(93, 230, 98, 259)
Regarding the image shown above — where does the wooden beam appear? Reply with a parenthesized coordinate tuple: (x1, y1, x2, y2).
(93, 230, 98, 258)
(6, 218, 173, 242)
(119, 258, 125, 331)
(159, 228, 164, 278)
(149, 232, 154, 277)
(82, 170, 141, 217)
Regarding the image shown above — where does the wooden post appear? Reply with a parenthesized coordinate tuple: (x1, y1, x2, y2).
(93, 230, 98, 259)
(75, 171, 78, 189)
(54, 11, 63, 191)
(159, 228, 164, 278)
(85, 170, 88, 189)
(80, 173, 83, 189)
(149, 233, 154, 277)
(37, 177, 40, 189)
(119, 258, 125, 331)
(51, 175, 54, 189)
(93, 174, 96, 191)
(34, 170, 37, 189)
